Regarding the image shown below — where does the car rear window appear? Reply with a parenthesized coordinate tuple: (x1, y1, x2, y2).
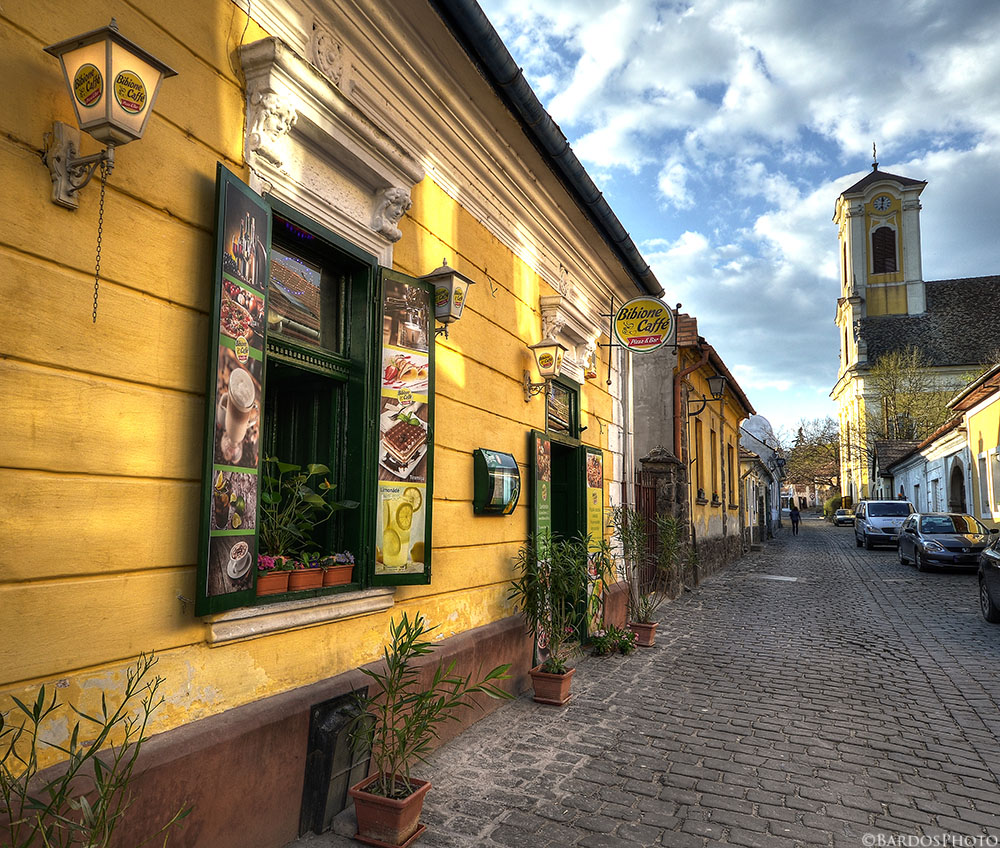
(920, 515, 982, 534)
(868, 503, 912, 517)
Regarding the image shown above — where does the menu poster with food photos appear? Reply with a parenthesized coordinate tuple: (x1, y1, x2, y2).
(196, 165, 271, 616)
(531, 431, 552, 539)
(375, 271, 434, 584)
(585, 448, 604, 551)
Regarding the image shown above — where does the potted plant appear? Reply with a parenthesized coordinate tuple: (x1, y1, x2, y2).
(319, 551, 355, 586)
(288, 558, 324, 590)
(348, 612, 511, 846)
(255, 554, 295, 595)
(258, 457, 358, 590)
(508, 532, 594, 705)
(611, 507, 684, 647)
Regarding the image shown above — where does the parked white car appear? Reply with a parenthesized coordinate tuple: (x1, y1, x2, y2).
(854, 500, 915, 549)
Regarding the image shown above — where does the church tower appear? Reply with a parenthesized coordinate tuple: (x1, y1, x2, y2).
(831, 152, 927, 503)
(833, 151, 927, 374)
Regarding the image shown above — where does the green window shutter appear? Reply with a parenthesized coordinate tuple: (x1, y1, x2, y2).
(373, 268, 435, 587)
(196, 165, 272, 616)
(530, 430, 552, 538)
(583, 446, 604, 548)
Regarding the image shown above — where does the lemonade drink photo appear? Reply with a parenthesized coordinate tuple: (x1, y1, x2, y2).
(381, 496, 414, 569)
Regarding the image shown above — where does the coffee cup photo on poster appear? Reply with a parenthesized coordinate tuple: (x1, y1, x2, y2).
(208, 535, 254, 596)
(215, 347, 261, 468)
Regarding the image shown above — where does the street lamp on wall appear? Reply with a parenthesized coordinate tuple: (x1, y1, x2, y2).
(523, 336, 567, 402)
(686, 374, 727, 417)
(420, 259, 476, 339)
(43, 19, 177, 209)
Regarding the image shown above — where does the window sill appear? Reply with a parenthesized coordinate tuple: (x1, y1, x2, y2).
(710, 499, 722, 508)
(696, 497, 709, 505)
(728, 503, 739, 510)
(204, 586, 396, 645)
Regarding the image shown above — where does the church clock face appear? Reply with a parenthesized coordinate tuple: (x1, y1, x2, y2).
(873, 195, 891, 212)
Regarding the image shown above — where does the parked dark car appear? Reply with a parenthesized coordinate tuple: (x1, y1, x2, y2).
(855, 500, 914, 549)
(979, 535, 1000, 623)
(897, 513, 996, 571)
(833, 508, 854, 526)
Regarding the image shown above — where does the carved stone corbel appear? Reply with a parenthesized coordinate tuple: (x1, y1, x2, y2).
(372, 186, 412, 242)
(247, 89, 298, 170)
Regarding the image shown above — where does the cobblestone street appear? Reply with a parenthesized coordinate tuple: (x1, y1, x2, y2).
(296, 518, 1000, 848)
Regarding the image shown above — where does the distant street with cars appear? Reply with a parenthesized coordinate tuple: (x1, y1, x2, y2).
(296, 516, 1000, 848)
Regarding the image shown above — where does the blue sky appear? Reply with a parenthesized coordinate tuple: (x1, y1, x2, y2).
(476, 0, 1000, 436)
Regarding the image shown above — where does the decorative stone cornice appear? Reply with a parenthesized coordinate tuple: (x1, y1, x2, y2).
(539, 293, 601, 383)
(240, 37, 424, 265)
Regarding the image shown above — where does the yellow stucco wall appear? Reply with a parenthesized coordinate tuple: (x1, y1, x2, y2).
(684, 356, 751, 540)
(0, 0, 619, 760)
(966, 397, 1000, 529)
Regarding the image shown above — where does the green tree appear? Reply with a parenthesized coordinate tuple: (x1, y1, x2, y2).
(784, 417, 840, 486)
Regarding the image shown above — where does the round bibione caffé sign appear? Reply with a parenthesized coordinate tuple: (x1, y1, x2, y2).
(613, 297, 675, 353)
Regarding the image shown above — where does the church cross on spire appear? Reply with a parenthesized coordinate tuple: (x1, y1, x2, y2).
(872, 142, 878, 171)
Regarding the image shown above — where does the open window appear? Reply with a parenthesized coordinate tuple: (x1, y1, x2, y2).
(196, 166, 432, 616)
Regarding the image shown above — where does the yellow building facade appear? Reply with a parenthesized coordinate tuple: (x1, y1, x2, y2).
(0, 2, 663, 844)
(950, 365, 1000, 531)
(680, 340, 755, 577)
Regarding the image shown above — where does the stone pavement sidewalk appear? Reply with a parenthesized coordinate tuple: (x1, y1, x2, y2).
(289, 520, 1000, 848)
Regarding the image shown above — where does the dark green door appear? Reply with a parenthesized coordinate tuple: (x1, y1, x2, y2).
(550, 440, 583, 541)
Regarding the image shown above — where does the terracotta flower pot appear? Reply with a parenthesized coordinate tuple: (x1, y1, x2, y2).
(322, 562, 354, 586)
(529, 665, 575, 706)
(628, 621, 657, 647)
(349, 773, 431, 847)
(255, 570, 289, 596)
(288, 568, 323, 590)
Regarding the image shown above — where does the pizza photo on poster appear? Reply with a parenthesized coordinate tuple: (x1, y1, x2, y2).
(214, 347, 261, 469)
(222, 182, 268, 292)
(378, 397, 428, 483)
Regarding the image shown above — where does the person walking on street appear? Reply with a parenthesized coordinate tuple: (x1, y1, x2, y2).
(789, 503, 801, 535)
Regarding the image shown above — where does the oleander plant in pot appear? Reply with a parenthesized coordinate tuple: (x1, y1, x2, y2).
(611, 506, 684, 647)
(258, 457, 358, 591)
(509, 531, 596, 705)
(0, 653, 190, 848)
(348, 612, 511, 847)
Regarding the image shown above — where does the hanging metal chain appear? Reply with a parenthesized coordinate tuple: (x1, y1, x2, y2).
(92, 160, 109, 323)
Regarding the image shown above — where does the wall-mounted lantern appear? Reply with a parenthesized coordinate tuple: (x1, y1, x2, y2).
(42, 19, 176, 322)
(687, 374, 727, 417)
(523, 336, 567, 402)
(421, 259, 476, 338)
(43, 18, 177, 209)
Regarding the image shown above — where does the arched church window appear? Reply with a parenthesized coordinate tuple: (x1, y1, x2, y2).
(871, 226, 896, 274)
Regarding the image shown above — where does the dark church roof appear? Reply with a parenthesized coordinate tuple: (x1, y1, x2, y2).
(860, 276, 1000, 367)
(842, 167, 926, 196)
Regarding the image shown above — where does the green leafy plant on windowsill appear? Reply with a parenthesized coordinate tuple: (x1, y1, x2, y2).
(0, 653, 190, 848)
(258, 457, 359, 558)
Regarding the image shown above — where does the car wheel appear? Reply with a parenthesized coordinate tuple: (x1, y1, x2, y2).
(915, 550, 926, 572)
(856, 534, 863, 548)
(864, 533, 873, 550)
(981, 578, 1000, 623)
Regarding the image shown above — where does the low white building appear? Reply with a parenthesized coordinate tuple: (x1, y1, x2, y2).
(740, 414, 785, 538)
(884, 418, 972, 514)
